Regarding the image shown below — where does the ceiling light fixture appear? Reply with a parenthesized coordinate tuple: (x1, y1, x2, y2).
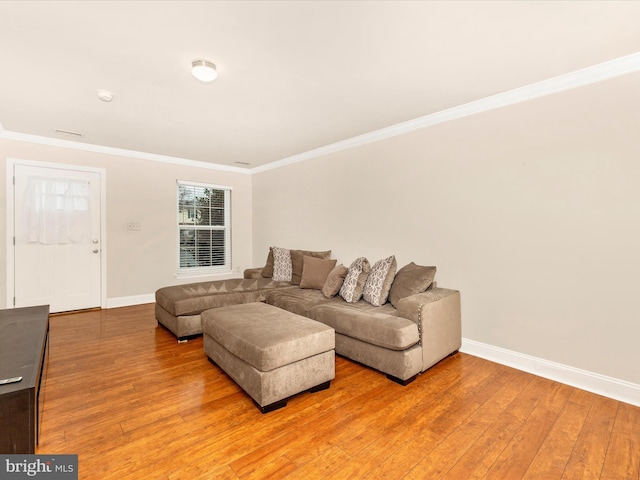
(191, 60, 218, 82)
(97, 89, 114, 102)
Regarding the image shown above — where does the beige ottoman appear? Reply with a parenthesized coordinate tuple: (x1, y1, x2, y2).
(202, 302, 335, 413)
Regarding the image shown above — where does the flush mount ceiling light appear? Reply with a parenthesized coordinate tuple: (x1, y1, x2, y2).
(97, 89, 114, 102)
(191, 60, 218, 82)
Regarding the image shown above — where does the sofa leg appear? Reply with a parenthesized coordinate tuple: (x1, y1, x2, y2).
(309, 380, 331, 393)
(255, 398, 288, 414)
(176, 333, 202, 343)
(386, 374, 417, 386)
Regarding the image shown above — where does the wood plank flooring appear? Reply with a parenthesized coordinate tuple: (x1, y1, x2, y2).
(37, 304, 640, 479)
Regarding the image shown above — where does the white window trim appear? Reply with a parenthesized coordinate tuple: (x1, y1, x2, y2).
(176, 180, 232, 277)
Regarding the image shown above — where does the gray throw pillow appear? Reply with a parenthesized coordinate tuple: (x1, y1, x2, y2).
(388, 262, 436, 308)
(322, 264, 349, 298)
(300, 256, 337, 290)
(261, 247, 274, 278)
(290, 249, 332, 285)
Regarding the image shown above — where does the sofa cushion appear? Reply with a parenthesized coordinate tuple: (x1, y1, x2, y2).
(340, 257, 370, 303)
(388, 263, 437, 308)
(300, 256, 337, 290)
(290, 249, 332, 285)
(311, 304, 419, 351)
(271, 247, 293, 282)
(264, 287, 340, 318)
(363, 255, 397, 307)
(155, 278, 292, 316)
(322, 264, 349, 298)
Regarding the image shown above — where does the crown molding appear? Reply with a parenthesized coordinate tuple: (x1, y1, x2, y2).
(252, 51, 640, 174)
(0, 130, 251, 175)
(2, 53, 639, 175)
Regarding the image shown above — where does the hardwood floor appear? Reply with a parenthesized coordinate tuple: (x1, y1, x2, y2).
(37, 304, 639, 479)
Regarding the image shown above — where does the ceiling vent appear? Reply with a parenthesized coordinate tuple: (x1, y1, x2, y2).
(55, 129, 83, 137)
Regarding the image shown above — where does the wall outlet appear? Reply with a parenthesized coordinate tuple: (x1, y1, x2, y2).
(127, 222, 140, 231)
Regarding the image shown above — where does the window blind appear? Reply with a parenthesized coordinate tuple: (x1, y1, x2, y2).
(177, 181, 231, 272)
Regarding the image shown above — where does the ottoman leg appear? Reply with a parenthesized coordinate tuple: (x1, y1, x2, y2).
(255, 380, 332, 414)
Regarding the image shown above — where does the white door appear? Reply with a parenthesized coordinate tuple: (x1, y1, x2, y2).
(13, 164, 102, 313)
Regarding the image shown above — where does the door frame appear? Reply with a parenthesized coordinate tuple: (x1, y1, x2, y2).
(6, 158, 107, 309)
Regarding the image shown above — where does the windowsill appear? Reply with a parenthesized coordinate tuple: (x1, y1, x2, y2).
(175, 269, 233, 280)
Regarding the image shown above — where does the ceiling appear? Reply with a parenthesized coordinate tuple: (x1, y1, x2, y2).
(1, 1, 639, 169)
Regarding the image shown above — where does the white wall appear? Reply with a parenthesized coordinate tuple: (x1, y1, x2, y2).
(2, 71, 638, 391)
(0, 139, 253, 308)
(252, 72, 640, 385)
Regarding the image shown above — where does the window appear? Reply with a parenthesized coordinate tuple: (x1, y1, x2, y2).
(177, 181, 231, 275)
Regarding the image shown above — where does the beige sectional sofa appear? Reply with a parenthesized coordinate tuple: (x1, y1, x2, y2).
(155, 248, 461, 384)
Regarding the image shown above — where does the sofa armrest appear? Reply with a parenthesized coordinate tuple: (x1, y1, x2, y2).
(243, 267, 264, 279)
(396, 288, 461, 372)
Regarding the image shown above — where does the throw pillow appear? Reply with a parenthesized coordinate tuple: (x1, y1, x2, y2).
(362, 255, 397, 307)
(339, 257, 371, 303)
(271, 247, 293, 282)
(261, 247, 274, 278)
(300, 256, 337, 290)
(290, 249, 332, 285)
(322, 264, 349, 298)
(388, 262, 437, 308)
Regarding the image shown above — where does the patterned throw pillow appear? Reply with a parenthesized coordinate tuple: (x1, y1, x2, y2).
(362, 255, 397, 307)
(339, 257, 371, 303)
(271, 247, 292, 282)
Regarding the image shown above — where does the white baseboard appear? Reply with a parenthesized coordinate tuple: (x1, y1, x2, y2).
(461, 338, 640, 407)
(106, 294, 155, 309)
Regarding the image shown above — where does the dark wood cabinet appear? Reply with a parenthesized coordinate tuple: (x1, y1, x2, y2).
(0, 305, 49, 454)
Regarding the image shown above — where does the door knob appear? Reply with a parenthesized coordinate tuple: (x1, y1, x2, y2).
(93, 249, 99, 254)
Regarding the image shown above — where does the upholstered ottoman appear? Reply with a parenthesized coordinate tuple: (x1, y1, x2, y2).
(202, 302, 335, 413)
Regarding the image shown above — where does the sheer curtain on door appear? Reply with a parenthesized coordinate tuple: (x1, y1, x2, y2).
(21, 176, 92, 244)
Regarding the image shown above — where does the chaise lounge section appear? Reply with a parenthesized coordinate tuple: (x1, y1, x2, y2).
(155, 277, 293, 339)
(262, 283, 460, 384)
